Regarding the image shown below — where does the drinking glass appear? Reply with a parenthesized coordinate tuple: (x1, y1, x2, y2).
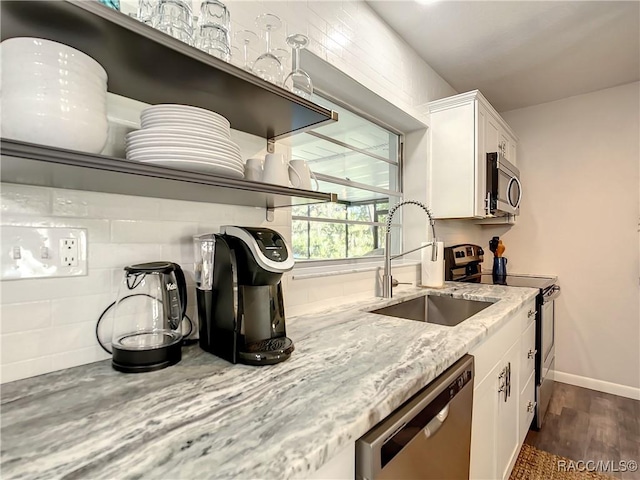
(283, 34, 313, 99)
(270, 47, 290, 67)
(196, 24, 231, 61)
(137, 0, 157, 25)
(252, 14, 284, 85)
(152, 0, 194, 46)
(199, 0, 230, 32)
(235, 30, 259, 72)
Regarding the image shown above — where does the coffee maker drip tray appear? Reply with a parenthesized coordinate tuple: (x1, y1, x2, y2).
(239, 337, 295, 366)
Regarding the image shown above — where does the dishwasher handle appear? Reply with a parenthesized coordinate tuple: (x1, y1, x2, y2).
(423, 404, 450, 438)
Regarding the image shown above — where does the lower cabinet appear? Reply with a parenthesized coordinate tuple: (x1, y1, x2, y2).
(470, 299, 535, 480)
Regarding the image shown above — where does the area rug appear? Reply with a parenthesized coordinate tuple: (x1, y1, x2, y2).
(509, 444, 615, 480)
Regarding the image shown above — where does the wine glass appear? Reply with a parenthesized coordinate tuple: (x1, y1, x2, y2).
(235, 29, 259, 72)
(252, 14, 284, 85)
(283, 34, 313, 99)
(270, 47, 290, 65)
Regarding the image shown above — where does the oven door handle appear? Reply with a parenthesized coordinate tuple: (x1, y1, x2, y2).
(543, 285, 561, 304)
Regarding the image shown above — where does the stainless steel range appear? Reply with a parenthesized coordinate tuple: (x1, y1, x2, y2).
(444, 243, 560, 430)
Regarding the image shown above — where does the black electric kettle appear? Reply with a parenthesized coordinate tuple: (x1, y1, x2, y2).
(110, 262, 187, 373)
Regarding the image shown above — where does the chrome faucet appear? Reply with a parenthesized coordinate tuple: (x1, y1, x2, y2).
(381, 200, 437, 298)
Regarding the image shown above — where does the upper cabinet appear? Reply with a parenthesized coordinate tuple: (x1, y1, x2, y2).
(428, 90, 518, 219)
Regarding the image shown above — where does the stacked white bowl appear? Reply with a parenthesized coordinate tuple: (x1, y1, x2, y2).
(125, 104, 244, 178)
(0, 37, 109, 153)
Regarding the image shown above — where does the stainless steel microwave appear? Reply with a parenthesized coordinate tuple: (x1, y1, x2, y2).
(486, 152, 521, 216)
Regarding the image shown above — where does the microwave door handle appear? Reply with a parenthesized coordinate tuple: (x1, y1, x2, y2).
(507, 176, 523, 209)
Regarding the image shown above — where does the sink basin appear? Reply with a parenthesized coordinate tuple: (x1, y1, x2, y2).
(370, 295, 493, 327)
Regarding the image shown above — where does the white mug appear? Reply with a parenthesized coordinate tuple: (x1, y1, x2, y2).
(263, 153, 301, 187)
(245, 157, 263, 181)
(289, 159, 319, 191)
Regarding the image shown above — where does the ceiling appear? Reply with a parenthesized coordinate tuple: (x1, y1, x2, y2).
(367, 1, 640, 112)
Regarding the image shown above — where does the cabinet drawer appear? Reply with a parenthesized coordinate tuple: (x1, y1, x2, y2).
(471, 315, 520, 386)
(519, 320, 536, 393)
(520, 299, 536, 332)
(519, 371, 535, 445)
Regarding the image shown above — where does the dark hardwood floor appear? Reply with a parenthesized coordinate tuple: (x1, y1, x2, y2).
(525, 382, 640, 479)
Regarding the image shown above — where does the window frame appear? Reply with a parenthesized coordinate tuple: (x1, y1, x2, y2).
(291, 90, 405, 267)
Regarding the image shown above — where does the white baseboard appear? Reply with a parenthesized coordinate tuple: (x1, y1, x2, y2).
(553, 370, 640, 400)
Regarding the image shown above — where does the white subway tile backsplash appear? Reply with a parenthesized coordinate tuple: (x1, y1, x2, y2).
(1, 269, 112, 303)
(1, 184, 51, 216)
(1, 356, 58, 384)
(52, 189, 161, 220)
(51, 345, 110, 371)
(1, 329, 54, 364)
(89, 243, 164, 269)
(51, 293, 114, 326)
(110, 220, 198, 244)
(48, 322, 102, 355)
(0, 301, 51, 334)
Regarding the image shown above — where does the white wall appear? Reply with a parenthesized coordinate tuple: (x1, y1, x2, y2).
(1, 1, 478, 383)
(484, 83, 640, 395)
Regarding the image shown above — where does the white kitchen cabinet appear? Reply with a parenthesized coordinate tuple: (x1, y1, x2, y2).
(497, 341, 520, 480)
(428, 90, 518, 219)
(469, 299, 535, 480)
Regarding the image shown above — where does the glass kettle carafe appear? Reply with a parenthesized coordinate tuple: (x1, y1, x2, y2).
(111, 261, 187, 373)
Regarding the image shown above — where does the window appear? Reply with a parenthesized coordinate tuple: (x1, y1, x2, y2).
(289, 95, 402, 262)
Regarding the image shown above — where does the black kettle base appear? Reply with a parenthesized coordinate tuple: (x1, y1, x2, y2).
(112, 341, 182, 373)
(238, 336, 295, 366)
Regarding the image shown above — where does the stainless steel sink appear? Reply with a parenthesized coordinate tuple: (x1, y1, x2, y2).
(370, 295, 493, 327)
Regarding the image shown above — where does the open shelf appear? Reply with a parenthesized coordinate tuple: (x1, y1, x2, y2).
(0, 0, 337, 140)
(0, 139, 338, 209)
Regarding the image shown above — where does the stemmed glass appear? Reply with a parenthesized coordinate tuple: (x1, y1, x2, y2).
(283, 34, 313, 99)
(235, 30, 259, 72)
(270, 47, 290, 66)
(252, 14, 284, 85)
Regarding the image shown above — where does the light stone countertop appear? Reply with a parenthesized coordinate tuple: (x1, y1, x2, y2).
(0, 282, 538, 480)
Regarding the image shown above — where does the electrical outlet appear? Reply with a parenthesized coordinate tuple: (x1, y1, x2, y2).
(60, 238, 79, 267)
(1, 226, 88, 280)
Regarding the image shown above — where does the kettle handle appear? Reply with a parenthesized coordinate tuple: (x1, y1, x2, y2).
(171, 262, 188, 321)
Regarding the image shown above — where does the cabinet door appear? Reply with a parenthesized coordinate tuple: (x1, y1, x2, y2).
(469, 361, 501, 480)
(509, 140, 517, 166)
(499, 131, 510, 160)
(475, 103, 487, 217)
(429, 102, 477, 218)
(497, 341, 520, 480)
(484, 111, 500, 156)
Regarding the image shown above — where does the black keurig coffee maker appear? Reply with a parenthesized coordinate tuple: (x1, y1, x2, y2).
(193, 226, 295, 366)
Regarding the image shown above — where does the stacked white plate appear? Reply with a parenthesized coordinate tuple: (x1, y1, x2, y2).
(125, 104, 243, 178)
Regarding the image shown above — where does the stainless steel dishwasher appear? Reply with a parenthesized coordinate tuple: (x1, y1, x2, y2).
(356, 355, 474, 480)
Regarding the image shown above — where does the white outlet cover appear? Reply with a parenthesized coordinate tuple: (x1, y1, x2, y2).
(1, 226, 88, 280)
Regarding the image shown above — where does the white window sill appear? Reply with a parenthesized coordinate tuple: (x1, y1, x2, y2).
(291, 259, 421, 280)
